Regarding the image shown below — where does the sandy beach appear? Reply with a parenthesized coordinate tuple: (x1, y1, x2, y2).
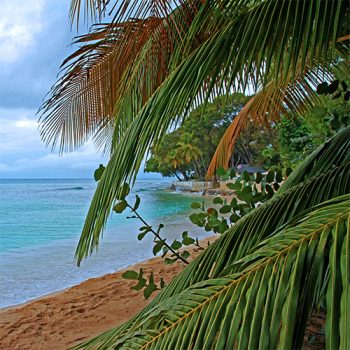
(0, 237, 215, 350)
(0, 235, 325, 350)
(0, 255, 187, 349)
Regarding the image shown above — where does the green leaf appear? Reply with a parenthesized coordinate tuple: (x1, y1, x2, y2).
(122, 270, 139, 280)
(131, 278, 146, 291)
(230, 213, 240, 223)
(191, 202, 201, 209)
(161, 246, 169, 258)
(153, 240, 165, 255)
(171, 240, 182, 250)
(182, 231, 189, 239)
(276, 169, 283, 183)
(182, 236, 195, 246)
(273, 183, 280, 191)
(219, 205, 231, 214)
(237, 186, 253, 204)
(216, 167, 226, 177)
(138, 230, 148, 241)
(164, 258, 177, 265)
(229, 169, 236, 179)
(226, 182, 242, 191)
(181, 251, 190, 260)
(116, 183, 130, 200)
(266, 171, 275, 183)
(134, 195, 141, 211)
(255, 172, 263, 184)
(230, 197, 238, 208)
(144, 283, 158, 299)
(189, 213, 200, 224)
(265, 184, 274, 199)
(213, 197, 223, 205)
(93, 164, 105, 182)
(242, 171, 251, 182)
(113, 200, 127, 213)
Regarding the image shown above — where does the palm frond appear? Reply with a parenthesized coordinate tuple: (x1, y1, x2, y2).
(40, 1, 207, 153)
(75, 196, 350, 349)
(206, 65, 334, 177)
(70, 0, 109, 24)
(69, 0, 349, 255)
(75, 125, 350, 265)
(72, 128, 350, 349)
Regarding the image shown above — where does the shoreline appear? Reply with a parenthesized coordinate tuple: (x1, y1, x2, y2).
(0, 237, 217, 350)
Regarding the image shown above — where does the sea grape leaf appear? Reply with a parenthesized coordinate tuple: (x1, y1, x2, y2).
(122, 270, 139, 280)
(116, 183, 130, 200)
(213, 197, 223, 204)
(242, 171, 250, 182)
(191, 202, 201, 209)
(164, 257, 177, 265)
(181, 251, 190, 260)
(131, 278, 146, 291)
(144, 283, 158, 299)
(266, 170, 275, 183)
(133, 195, 141, 211)
(137, 231, 148, 241)
(219, 205, 231, 214)
(93, 164, 105, 181)
(113, 200, 127, 213)
(153, 240, 165, 255)
(171, 240, 182, 250)
(182, 236, 195, 246)
(226, 182, 242, 191)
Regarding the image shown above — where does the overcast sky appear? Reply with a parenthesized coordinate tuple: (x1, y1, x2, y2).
(0, 0, 160, 179)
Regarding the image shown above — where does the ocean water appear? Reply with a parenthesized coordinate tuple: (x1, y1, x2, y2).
(0, 179, 208, 308)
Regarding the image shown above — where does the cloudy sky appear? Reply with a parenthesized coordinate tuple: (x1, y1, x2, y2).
(0, 0, 159, 179)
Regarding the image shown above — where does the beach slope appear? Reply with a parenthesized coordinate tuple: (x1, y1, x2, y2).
(0, 254, 187, 350)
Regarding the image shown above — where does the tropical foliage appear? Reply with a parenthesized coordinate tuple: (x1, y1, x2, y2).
(145, 93, 277, 180)
(37, 1, 350, 348)
(39, 0, 349, 257)
(264, 81, 350, 169)
(73, 126, 350, 349)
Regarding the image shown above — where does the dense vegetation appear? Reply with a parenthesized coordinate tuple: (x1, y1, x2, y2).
(144, 93, 272, 180)
(145, 90, 350, 178)
(39, 0, 349, 349)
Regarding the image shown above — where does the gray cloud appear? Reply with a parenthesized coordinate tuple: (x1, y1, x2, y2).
(0, 1, 162, 180)
(0, 0, 75, 110)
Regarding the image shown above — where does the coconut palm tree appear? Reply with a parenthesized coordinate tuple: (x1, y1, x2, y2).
(176, 132, 204, 178)
(164, 149, 189, 180)
(39, 0, 349, 260)
(38, 1, 350, 348)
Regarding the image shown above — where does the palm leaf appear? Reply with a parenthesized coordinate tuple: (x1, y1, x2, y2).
(75, 196, 350, 349)
(69, 0, 349, 257)
(72, 128, 350, 348)
(206, 65, 334, 176)
(75, 126, 350, 264)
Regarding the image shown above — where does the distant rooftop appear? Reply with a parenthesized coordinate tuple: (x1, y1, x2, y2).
(235, 164, 266, 174)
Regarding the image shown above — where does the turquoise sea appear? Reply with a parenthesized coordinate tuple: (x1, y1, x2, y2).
(0, 179, 207, 308)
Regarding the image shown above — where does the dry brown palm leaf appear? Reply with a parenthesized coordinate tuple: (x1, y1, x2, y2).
(39, 1, 208, 153)
(206, 66, 333, 177)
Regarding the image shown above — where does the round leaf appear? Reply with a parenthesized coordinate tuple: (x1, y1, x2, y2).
(113, 200, 127, 213)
